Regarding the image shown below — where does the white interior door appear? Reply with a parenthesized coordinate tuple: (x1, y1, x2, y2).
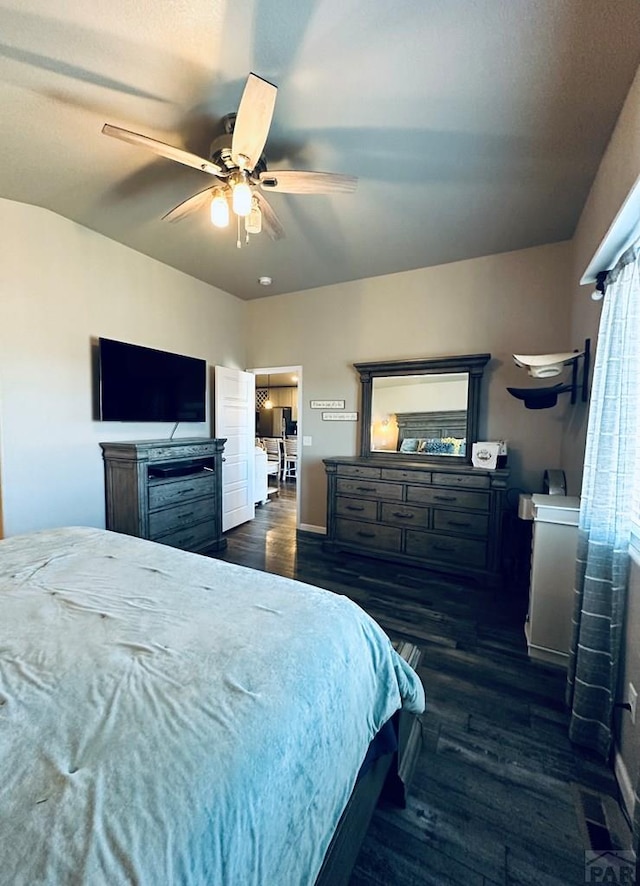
(214, 366, 255, 532)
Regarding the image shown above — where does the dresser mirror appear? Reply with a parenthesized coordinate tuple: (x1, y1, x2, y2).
(354, 354, 490, 462)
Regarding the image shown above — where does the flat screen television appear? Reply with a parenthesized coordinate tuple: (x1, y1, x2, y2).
(99, 337, 206, 422)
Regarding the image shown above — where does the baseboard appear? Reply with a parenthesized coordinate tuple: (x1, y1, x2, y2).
(614, 746, 636, 823)
(298, 523, 326, 536)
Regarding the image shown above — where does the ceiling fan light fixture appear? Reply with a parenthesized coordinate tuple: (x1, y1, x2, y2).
(210, 191, 229, 228)
(245, 197, 262, 234)
(231, 173, 252, 217)
(103, 73, 358, 245)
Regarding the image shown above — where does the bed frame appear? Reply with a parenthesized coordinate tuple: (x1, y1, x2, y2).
(316, 642, 422, 885)
(396, 409, 467, 448)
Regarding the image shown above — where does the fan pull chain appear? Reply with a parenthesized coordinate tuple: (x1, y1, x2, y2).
(236, 215, 241, 249)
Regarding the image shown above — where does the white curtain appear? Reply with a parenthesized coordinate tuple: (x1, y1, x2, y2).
(566, 243, 640, 853)
(567, 243, 640, 758)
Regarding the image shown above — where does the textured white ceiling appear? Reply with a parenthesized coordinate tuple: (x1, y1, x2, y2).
(1, 0, 640, 299)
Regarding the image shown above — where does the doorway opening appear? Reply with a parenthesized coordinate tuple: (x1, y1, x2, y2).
(249, 365, 301, 530)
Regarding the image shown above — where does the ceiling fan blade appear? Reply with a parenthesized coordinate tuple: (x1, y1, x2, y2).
(258, 169, 358, 194)
(254, 192, 285, 241)
(231, 73, 277, 171)
(102, 124, 223, 176)
(162, 186, 216, 223)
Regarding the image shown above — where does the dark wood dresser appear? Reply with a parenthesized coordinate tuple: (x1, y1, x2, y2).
(100, 438, 227, 555)
(323, 456, 509, 585)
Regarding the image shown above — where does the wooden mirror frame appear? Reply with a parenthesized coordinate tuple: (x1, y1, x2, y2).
(355, 353, 491, 462)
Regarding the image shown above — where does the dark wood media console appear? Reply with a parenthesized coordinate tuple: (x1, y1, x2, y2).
(100, 437, 227, 555)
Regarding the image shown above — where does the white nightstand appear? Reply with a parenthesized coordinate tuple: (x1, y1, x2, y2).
(525, 494, 580, 667)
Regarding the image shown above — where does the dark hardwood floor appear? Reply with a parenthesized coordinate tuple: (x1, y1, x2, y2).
(215, 482, 632, 885)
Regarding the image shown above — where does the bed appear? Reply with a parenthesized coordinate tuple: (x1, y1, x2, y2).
(396, 409, 467, 456)
(0, 526, 424, 885)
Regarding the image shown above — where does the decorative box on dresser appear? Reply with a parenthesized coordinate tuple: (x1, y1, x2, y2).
(100, 438, 227, 555)
(323, 456, 509, 586)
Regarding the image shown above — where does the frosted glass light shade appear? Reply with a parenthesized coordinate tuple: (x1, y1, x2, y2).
(245, 199, 262, 234)
(232, 180, 252, 217)
(210, 193, 229, 228)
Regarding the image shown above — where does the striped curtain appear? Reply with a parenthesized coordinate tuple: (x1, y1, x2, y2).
(566, 243, 640, 765)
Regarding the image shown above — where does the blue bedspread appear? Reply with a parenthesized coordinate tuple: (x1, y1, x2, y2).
(0, 527, 424, 885)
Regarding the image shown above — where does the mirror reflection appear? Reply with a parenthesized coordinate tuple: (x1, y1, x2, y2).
(371, 372, 469, 456)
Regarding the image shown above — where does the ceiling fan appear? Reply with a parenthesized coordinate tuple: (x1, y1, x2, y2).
(102, 73, 357, 245)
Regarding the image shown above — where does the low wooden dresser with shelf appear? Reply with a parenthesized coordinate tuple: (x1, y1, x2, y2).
(100, 438, 227, 555)
(323, 456, 509, 586)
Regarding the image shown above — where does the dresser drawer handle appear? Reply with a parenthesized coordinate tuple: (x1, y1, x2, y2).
(392, 511, 415, 519)
(447, 520, 471, 528)
(345, 504, 365, 511)
(176, 486, 195, 496)
(433, 543, 455, 552)
(178, 511, 195, 521)
(434, 494, 457, 502)
(357, 530, 376, 538)
(356, 485, 377, 492)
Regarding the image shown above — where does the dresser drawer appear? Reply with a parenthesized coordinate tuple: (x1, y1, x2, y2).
(382, 467, 432, 484)
(405, 530, 487, 568)
(336, 497, 378, 520)
(432, 472, 489, 490)
(407, 485, 489, 512)
(337, 464, 381, 479)
(148, 473, 215, 510)
(433, 509, 488, 537)
(336, 518, 402, 552)
(337, 478, 403, 500)
(148, 443, 218, 462)
(381, 501, 429, 529)
(149, 497, 213, 538)
(153, 518, 217, 552)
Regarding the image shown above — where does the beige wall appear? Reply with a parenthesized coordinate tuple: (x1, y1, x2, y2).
(565, 63, 640, 815)
(247, 240, 574, 530)
(562, 59, 640, 492)
(0, 198, 246, 536)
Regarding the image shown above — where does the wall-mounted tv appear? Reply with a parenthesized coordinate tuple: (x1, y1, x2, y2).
(99, 337, 206, 422)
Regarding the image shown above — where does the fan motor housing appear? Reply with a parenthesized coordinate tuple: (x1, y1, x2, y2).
(209, 114, 267, 179)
